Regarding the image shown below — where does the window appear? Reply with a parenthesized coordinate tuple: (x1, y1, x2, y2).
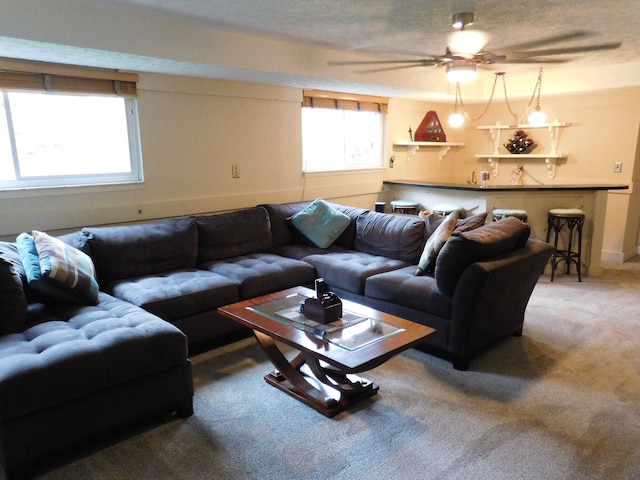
(0, 59, 142, 190)
(302, 90, 388, 173)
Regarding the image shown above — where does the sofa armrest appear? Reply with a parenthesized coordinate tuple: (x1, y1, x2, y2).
(447, 239, 554, 360)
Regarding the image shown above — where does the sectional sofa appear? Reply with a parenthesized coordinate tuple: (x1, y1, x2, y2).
(0, 199, 553, 475)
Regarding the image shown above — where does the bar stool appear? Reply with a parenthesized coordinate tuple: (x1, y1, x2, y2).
(390, 200, 420, 215)
(432, 203, 466, 218)
(545, 208, 585, 282)
(492, 208, 528, 222)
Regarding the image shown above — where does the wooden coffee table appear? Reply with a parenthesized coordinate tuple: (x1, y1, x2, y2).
(217, 286, 435, 417)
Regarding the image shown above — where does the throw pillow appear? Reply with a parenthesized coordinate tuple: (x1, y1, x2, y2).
(17, 233, 93, 304)
(31, 230, 100, 305)
(421, 212, 446, 239)
(454, 212, 488, 233)
(0, 241, 28, 333)
(290, 198, 351, 249)
(415, 210, 460, 276)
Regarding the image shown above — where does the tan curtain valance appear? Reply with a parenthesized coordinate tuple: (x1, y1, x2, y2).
(303, 90, 388, 114)
(0, 58, 138, 97)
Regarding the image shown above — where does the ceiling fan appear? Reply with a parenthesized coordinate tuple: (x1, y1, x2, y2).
(328, 12, 622, 82)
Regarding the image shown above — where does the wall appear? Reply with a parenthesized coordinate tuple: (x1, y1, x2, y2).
(0, 73, 638, 264)
(419, 87, 640, 262)
(0, 74, 448, 240)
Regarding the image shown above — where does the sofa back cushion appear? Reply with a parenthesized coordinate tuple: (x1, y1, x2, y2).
(0, 242, 28, 333)
(355, 211, 426, 263)
(434, 217, 530, 296)
(330, 204, 367, 248)
(84, 217, 198, 284)
(260, 202, 366, 249)
(259, 202, 309, 247)
(194, 207, 272, 263)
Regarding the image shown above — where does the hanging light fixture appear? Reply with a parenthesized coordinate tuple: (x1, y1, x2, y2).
(448, 83, 465, 127)
(527, 68, 547, 125)
(448, 68, 549, 128)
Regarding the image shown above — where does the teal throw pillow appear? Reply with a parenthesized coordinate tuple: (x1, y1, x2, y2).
(17, 232, 92, 304)
(290, 198, 351, 248)
(29, 230, 99, 305)
(415, 210, 460, 276)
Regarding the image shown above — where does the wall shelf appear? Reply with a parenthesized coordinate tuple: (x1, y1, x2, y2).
(393, 141, 465, 160)
(476, 120, 570, 179)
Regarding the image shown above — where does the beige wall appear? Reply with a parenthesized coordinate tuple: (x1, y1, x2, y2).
(1, 73, 638, 262)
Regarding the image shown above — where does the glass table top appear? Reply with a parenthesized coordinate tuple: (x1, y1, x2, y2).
(248, 293, 404, 351)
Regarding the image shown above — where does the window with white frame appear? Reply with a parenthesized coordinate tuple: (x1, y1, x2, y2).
(0, 59, 142, 190)
(301, 90, 388, 173)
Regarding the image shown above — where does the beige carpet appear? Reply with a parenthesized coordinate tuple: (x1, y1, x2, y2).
(30, 263, 640, 480)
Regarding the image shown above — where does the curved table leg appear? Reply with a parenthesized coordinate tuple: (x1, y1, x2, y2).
(253, 331, 378, 417)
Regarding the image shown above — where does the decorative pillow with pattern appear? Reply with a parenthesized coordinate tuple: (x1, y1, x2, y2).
(31, 230, 100, 304)
(415, 210, 460, 276)
(290, 198, 351, 248)
(17, 233, 93, 304)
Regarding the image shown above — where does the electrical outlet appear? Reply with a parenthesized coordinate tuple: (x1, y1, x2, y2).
(231, 165, 240, 178)
(614, 162, 622, 173)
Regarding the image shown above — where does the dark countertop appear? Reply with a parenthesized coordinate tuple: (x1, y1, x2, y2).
(383, 180, 629, 192)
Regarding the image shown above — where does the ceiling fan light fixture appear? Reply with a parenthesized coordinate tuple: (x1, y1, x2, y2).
(452, 12, 474, 29)
(445, 61, 477, 82)
(448, 30, 488, 56)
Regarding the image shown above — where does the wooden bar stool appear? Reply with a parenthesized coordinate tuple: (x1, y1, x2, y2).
(390, 200, 420, 215)
(492, 208, 528, 222)
(545, 208, 585, 282)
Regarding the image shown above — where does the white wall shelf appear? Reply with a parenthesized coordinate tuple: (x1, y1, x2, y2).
(475, 120, 571, 179)
(393, 141, 465, 160)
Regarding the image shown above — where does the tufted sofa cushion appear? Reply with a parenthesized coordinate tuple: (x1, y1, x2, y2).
(355, 211, 426, 263)
(0, 293, 187, 420)
(302, 251, 409, 294)
(194, 207, 272, 264)
(199, 253, 316, 299)
(365, 265, 453, 319)
(109, 269, 239, 321)
(84, 218, 198, 285)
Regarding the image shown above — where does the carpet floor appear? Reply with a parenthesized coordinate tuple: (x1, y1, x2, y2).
(30, 264, 640, 480)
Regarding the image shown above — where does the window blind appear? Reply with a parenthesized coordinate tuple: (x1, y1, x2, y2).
(302, 90, 388, 114)
(0, 58, 138, 97)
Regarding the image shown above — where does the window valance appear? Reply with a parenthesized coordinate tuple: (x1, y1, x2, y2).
(0, 58, 138, 97)
(302, 90, 388, 114)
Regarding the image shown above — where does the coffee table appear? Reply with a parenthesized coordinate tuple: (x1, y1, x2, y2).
(217, 286, 435, 417)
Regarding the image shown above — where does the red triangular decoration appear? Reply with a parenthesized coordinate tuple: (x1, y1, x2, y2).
(414, 111, 447, 142)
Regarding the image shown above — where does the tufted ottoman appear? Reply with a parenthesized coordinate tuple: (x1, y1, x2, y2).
(0, 292, 193, 472)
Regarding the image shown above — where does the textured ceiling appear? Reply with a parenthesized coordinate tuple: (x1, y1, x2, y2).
(2, 0, 639, 99)
(96, 0, 637, 64)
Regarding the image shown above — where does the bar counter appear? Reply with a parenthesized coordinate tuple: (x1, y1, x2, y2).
(382, 180, 629, 277)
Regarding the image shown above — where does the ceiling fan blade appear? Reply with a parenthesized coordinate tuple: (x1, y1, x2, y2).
(502, 58, 570, 64)
(509, 41, 622, 59)
(352, 63, 440, 74)
(498, 31, 594, 53)
(328, 58, 438, 67)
